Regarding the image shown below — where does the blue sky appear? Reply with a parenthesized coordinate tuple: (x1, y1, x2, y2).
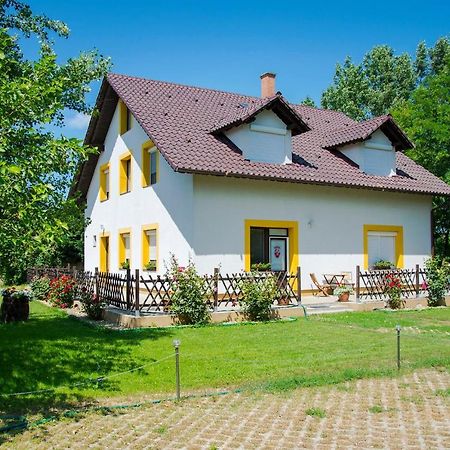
(27, 0, 450, 138)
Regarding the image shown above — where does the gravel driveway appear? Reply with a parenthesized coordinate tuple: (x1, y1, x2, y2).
(4, 369, 450, 449)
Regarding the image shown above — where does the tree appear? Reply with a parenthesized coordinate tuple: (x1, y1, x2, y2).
(300, 96, 316, 107)
(392, 58, 450, 257)
(321, 37, 449, 120)
(0, 1, 110, 283)
(321, 56, 370, 120)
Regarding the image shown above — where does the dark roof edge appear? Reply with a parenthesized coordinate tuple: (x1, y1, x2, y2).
(175, 167, 448, 197)
(211, 95, 310, 136)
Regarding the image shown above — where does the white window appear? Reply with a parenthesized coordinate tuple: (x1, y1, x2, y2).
(104, 168, 110, 199)
(146, 229, 157, 263)
(124, 233, 131, 262)
(367, 231, 397, 268)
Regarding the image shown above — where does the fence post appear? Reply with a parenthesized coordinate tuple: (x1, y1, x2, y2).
(213, 267, 219, 312)
(95, 267, 99, 299)
(135, 269, 140, 316)
(126, 268, 131, 310)
(173, 340, 181, 401)
(415, 264, 420, 298)
(296, 266, 301, 305)
(356, 265, 360, 302)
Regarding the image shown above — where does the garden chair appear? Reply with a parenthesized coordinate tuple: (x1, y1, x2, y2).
(309, 273, 330, 296)
(340, 271, 355, 289)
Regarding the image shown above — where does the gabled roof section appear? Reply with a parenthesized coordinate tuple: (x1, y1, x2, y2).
(322, 114, 414, 151)
(210, 94, 310, 136)
(70, 73, 450, 199)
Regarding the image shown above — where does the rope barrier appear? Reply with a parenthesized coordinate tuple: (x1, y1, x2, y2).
(0, 353, 175, 398)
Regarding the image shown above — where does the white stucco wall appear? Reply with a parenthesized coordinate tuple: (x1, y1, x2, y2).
(340, 130, 396, 176)
(84, 103, 195, 274)
(225, 110, 292, 164)
(84, 105, 432, 291)
(191, 176, 432, 289)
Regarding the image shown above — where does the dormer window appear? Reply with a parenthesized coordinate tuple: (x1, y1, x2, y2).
(211, 93, 309, 166)
(322, 115, 413, 177)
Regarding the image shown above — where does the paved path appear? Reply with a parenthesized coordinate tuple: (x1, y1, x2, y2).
(4, 369, 450, 449)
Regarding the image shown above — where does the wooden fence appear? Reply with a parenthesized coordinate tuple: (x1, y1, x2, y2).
(355, 265, 428, 301)
(27, 267, 301, 313)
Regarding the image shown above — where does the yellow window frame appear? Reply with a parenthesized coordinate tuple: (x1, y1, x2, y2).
(244, 219, 299, 274)
(141, 140, 159, 187)
(99, 232, 110, 273)
(119, 151, 132, 194)
(363, 224, 404, 269)
(99, 162, 110, 202)
(118, 99, 131, 135)
(141, 224, 159, 271)
(118, 228, 132, 269)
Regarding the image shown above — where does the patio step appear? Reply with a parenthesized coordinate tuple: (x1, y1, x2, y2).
(305, 303, 353, 315)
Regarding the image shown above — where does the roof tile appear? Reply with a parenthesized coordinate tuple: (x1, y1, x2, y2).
(84, 73, 450, 197)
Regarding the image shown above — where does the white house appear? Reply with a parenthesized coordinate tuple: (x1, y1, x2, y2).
(70, 72, 450, 291)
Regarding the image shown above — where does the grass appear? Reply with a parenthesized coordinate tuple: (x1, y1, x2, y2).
(368, 405, 384, 413)
(305, 407, 326, 418)
(0, 302, 449, 418)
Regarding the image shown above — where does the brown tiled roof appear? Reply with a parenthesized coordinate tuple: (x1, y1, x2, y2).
(322, 115, 414, 150)
(210, 94, 310, 135)
(71, 73, 450, 198)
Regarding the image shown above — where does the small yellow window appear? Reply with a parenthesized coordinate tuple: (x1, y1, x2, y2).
(142, 225, 158, 271)
(119, 151, 132, 194)
(119, 100, 132, 135)
(141, 141, 159, 187)
(99, 163, 110, 202)
(119, 229, 131, 269)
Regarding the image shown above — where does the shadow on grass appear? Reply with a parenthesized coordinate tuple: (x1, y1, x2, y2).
(0, 305, 173, 441)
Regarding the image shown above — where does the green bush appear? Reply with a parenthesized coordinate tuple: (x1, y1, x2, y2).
(425, 257, 449, 307)
(30, 276, 51, 301)
(168, 256, 210, 325)
(47, 275, 76, 308)
(79, 287, 104, 320)
(373, 259, 393, 270)
(239, 274, 278, 321)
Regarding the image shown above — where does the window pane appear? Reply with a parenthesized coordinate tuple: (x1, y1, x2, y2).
(105, 170, 109, 199)
(269, 228, 288, 236)
(150, 151, 157, 184)
(123, 233, 131, 261)
(368, 232, 396, 267)
(126, 159, 131, 192)
(146, 229, 157, 262)
(126, 109, 132, 131)
(250, 228, 267, 265)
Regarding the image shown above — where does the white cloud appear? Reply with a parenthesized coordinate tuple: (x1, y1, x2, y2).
(67, 112, 91, 130)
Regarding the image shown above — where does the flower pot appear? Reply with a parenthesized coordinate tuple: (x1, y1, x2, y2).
(1, 292, 30, 323)
(338, 292, 350, 302)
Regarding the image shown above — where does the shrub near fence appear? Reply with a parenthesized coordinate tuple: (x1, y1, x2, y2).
(356, 265, 429, 301)
(27, 267, 301, 314)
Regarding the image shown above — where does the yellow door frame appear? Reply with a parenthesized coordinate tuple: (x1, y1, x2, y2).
(244, 219, 299, 274)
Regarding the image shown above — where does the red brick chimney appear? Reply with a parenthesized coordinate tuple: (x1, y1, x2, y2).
(260, 72, 276, 98)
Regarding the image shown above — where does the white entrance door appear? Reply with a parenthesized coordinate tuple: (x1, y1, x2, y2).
(269, 237, 287, 272)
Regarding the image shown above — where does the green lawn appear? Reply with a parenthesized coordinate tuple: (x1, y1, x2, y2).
(0, 301, 449, 416)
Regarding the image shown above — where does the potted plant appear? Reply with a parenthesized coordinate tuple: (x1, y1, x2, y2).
(144, 260, 157, 271)
(384, 273, 404, 309)
(250, 262, 271, 272)
(372, 259, 393, 270)
(333, 285, 353, 302)
(1, 288, 31, 322)
(120, 260, 130, 270)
